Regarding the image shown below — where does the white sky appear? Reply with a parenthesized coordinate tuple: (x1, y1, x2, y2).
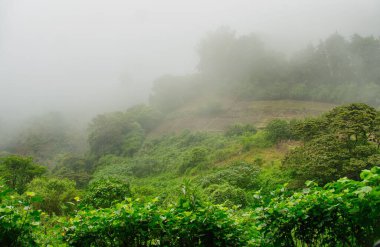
(0, 0, 379, 121)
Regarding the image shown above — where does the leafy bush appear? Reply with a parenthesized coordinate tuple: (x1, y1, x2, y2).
(205, 183, 248, 207)
(265, 119, 293, 143)
(52, 154, 91, 188)
(88, 112, 145, 158)
(0, 182, 41, 246)
(283, 103, 380, 186)
(63, 186, 246, 246)
(179, 147, 209, 174)
(83, 178, 132, 208)
(200, 161, 260, 190)
(26, 177, 79, 215)
(256, 166, 380, 246)
(240, 131, 272, 150)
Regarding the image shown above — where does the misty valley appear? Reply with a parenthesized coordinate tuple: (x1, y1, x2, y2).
(1, 2, 380, 246)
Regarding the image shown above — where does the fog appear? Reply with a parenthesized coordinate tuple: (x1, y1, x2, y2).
(0, 0, 379, 125)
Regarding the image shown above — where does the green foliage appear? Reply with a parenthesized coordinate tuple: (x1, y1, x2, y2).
(256, 166, 380, 246)
(283, 134, 379, 187)
(200, 162, 260, 208)
(205, 183, 248, 207)
(257, 161, 292, 195)
(0, 155, 46, 194)
(88, 112, 145, 158)
(266, 119, 293, 143)
(283, 103, 380, 186)
(240, 130, 273, 150)
(52, 154, 91, 188)
(88, 105, 162, 160)
(26, 177, 78, 215)
(0, 182, 41, 246)
(225, 123, 257, 137)
(325, 103, 378, 146)
(200, 161, 260, 190)
(124, 105, 163, 132)
(291, 117, 328, 141)
(63, 186, 246, 246)
(91, 155, 132, 182)
(83, 178, 132, 208)
(179, 147, 209, 174)
(91, 131, 240, 184)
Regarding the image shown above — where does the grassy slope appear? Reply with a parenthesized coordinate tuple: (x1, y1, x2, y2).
(94, 99, 334, 200)
(149, 99, 335, 138)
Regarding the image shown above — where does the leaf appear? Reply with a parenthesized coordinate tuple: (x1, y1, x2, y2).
(26, 191, 36, 197)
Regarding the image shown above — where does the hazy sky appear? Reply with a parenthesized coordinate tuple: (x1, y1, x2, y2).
(0, 0, 379, 121)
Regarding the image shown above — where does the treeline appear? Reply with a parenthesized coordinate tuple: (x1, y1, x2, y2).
(150, 28, 380, 113)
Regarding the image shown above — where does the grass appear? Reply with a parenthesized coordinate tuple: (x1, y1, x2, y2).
(148, 99, 335, 137)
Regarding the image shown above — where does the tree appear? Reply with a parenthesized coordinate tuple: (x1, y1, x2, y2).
(266, 119, 292, 143)
(291, 118, 328, 141)
(88, 112, 144, 158)
(282, 103, 380, 186)
(26, 177, 78, 215)
(0, 155, 46, 194)
(283, 135, 352, 186)
(325, 103, 378, 148)
(83, 178, 131, 208)
(52, 154, 91, 188)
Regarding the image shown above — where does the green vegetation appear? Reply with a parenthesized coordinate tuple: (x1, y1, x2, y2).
(82, 178, 131, 208)
(256, 166, 380, 246)
(283, 103, 380, 187)
(26, 177, 78, 216)
(1, 102, 379, 245)
(1, 29, 380, 246)
(0, 155, 46, 194)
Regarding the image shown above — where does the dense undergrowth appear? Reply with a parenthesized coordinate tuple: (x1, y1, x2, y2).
(0, 167, 379, 246)
(1, 102, 380, 246)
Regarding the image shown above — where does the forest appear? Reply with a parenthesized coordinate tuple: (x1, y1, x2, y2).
(0, 27, 379, 246)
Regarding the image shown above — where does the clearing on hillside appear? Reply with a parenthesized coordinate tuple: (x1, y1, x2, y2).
(148, 99, 335, 138)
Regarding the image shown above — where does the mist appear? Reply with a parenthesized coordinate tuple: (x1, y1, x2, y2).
(0, 0, 379, 125)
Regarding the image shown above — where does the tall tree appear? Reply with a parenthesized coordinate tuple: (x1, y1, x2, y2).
(0, 155, 46, 194)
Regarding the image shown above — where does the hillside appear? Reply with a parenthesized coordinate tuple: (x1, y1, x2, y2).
(149, 99, 335, 138)
(1, 29, 380, 246)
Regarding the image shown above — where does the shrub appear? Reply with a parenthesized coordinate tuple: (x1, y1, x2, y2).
(26, 177, 79, 215)
(256, 166, 380, 246)
(0, 181, 41, 246)
(201, 161, 260, 190)
(63, 187, 246, 246)
(179, 147, 209, 174)
(205, 183, 248, 207)
(265, 119, 293, 143)
(83, 178, 132, 208)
